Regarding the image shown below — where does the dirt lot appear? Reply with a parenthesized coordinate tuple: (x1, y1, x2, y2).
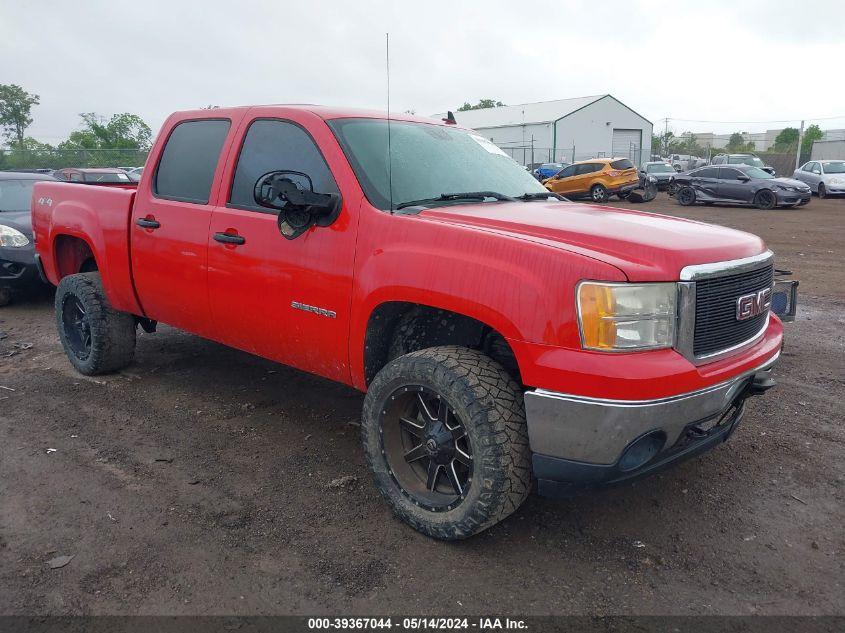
(1, 194, 843, 616)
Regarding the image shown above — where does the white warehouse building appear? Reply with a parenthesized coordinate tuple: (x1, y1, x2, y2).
(435, 95, 653, 167)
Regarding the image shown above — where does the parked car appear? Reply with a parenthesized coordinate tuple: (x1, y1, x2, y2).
(792, 160, 845, 198)
(53, 168, 134, 184)
(33, 105, 788, 539)
(669, 154, 707, 172)
(0, 171, 55, 306)
(543, 157, 639, 202)
(127, 166, 144, 181)
(640, 161, 676, 190)
(711, 153, 776, 175)
(673, 165, 811, 209)
(533, 162, 569, 181)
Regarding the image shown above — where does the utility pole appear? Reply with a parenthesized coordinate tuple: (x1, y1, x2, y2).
(530, 134, 534, 167)
(795, 120, 805, 170)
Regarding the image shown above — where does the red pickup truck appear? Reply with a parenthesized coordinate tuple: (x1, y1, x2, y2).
(32, 106, 790, 539)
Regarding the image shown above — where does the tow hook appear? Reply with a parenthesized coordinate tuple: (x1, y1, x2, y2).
(748, 375, 776, 396)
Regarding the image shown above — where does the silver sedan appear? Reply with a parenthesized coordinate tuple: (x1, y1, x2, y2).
(792, 160, 845, 198)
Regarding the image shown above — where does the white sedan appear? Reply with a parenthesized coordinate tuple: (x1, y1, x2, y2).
(792, 160, 845, 198)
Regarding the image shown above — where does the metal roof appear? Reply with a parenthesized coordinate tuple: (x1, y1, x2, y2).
(431, 94, 652, 129)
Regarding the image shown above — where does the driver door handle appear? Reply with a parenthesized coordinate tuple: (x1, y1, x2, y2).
(213, 232, 246, 245)
(136, 217, 161, 229)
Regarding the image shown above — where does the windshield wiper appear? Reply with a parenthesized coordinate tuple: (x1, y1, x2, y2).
(394, 191, 515, 210)
(514, 192, 568, 202)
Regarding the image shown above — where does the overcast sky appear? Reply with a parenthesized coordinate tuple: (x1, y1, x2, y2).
(1, 0, 842, 145)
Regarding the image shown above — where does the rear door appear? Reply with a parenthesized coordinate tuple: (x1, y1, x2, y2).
(206, 112, 360, 383)
(131, 116, 243, 338)
(688, 166, 720, 199)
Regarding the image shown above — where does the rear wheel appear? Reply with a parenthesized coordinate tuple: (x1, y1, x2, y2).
(818, 183, 827, 198)
(361, 346, 531, 540)
(754, 189, 777, 210)
(55, 272, 136, 375)
(590, 184, 608, 203)
(677, 186, 696, 206)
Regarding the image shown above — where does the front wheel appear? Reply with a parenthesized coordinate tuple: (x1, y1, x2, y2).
(818, 183, 826, 198)
(361, 346, 531, 540)
(677, 186, 696, 206)
(55, 272, 137, 375)
(754, 189, 777, 210)
(0, 288, 11, 307)
(590, 184, 608, 203)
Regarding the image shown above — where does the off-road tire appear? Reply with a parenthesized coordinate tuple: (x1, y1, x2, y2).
(55, 272, 136, 375)
(362, 346, 531, 540)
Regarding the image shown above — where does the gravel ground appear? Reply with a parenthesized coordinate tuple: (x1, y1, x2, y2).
(0, 193, 842, 616)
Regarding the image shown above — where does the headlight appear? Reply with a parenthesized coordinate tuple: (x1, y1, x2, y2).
(577, 282, 677, 351)
(0, 225, 30, 247)
(829, 178, 844, 185)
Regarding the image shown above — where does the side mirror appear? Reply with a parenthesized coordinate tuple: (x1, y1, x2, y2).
(254, 170, 341, 240)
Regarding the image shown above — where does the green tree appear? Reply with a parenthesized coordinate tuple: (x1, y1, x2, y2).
(802, 124, 823, 154)
(773, 127, 799, 151)
(726, 132, 755, 153)
(0, 84, 40, 148)
(654, 130, 674, 156)
(457, 99, 506, 111)
(60, 112, 152, 151)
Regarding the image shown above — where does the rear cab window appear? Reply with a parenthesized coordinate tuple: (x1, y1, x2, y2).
(154, 119, 231, 204)
(609, 159, 634, 170)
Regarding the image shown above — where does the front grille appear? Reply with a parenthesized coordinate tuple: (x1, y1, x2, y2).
(694, 264, 773, 357)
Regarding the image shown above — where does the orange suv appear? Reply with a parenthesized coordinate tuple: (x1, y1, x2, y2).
(544, 158, 639, 202)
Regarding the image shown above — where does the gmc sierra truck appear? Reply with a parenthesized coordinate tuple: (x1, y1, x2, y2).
(32, 106, 793, 540)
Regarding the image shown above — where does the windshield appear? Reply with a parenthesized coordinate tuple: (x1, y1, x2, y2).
(822, 161, 845, 174)
(729, 156, 764, 167)
(646, 163, 674, 173)
(0, 179, 37, 212)
(541, 163, 564, 170)
(742, 167, 774, 179)
(328, 119, 547, 210)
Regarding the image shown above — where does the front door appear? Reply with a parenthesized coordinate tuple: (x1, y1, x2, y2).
(716, 167, 752, 203)
(206, 114, 359, 384)
(131, 117, 240, 338)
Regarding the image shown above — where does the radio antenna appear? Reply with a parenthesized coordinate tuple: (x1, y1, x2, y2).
(386, 32, 394, 214)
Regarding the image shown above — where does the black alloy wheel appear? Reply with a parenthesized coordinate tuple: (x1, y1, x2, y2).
(754, 189, 777, 210)
(61, 294, 92, 360)
(677, 186, 696, 206)
(380, 385, 473, 512)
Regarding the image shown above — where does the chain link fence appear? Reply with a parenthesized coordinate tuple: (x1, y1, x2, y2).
(0, 148, 149, 171)
(497, 144, 642, 169)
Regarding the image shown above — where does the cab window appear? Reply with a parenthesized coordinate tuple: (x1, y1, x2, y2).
(229, 119, 339, 212)
(556, 165, 576, 179)
(154, 119, 231, 204)
(694, 167, 719, 178)
(718, 168, 743, 180)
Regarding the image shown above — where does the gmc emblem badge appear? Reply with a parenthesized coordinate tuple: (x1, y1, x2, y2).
(736, 288, 772, 321)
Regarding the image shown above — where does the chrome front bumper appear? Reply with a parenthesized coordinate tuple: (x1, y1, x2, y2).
(524, 352, 779, 492)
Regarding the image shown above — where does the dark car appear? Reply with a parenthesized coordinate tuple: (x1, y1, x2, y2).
(0, 171, 56, 305)
(711, 153, 776, 175)
(52, 167, 133, 183)
(640, 161, 676, 190)
(673, 165, 811, 209)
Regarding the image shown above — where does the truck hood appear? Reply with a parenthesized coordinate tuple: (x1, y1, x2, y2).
(420, 201, 767, 281)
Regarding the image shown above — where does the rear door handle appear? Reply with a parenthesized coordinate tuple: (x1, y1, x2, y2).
(136, 217, 161, 229)
(213, 232, 246, 245)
